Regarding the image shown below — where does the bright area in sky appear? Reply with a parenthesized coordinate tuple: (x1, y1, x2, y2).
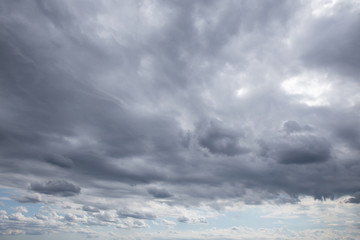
(311, 0, 339, 16)
(236, 88, 249, 97)
(281, 72, 332, 106)
(1, 0, 360, 239)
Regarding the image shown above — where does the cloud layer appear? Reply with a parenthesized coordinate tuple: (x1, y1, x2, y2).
(1, 0, 360, 238)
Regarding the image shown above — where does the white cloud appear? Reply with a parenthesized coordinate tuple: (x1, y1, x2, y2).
(281, 71, 332, 106)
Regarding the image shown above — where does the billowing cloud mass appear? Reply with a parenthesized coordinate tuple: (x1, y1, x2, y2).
(0, 0, 360, 239)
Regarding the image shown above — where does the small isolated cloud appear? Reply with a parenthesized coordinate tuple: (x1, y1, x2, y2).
(161, 219, 176, 227)
(30, 180, 81, 197)
(117, 209, 156, 220)
(177, 216, 207, 224)
(232, 226, 240, 231)
(177, 216, 189, 223)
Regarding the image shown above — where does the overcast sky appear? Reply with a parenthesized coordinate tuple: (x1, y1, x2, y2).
(0, 0, 360, 239)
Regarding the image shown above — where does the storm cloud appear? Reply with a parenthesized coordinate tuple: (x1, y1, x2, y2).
(1, 0, 360, 238)
(30, 180, 81, 197)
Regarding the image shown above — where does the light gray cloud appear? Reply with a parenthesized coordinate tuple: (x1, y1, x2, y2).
(117, 209, 156, 220)
(82, 205, 100, 213)
(11, 194, 42, 204)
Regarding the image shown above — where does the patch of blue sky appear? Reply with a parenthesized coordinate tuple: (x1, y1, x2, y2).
(148, 206, 323, 233)
(0, 187, 42, 216)
(202, 207, 323, 231)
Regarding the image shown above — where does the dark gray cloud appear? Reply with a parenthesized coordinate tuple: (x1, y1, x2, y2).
(44, 154, 73, 168)
(176, 216, 207, 225)
(197, 120, 249, 156)
(282, 120, 312, 134)
(276, 135, 331, 164)
(260, 130, 331, 165)
(147, 188, 172, 199)
(30, 180, 81, 197)
(0, 0, 359, 219)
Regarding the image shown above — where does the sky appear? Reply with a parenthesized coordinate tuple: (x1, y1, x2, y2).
(0, 0, 360, 239)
